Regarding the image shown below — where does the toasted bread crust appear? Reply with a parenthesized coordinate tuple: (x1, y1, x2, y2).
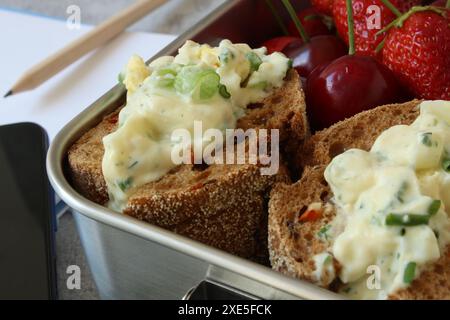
(67, 69, 306, 259)
(68, 110, 120, 205)
(269, 100, 450, 299)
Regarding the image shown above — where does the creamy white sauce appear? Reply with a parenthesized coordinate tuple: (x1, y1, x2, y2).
(320, 100, 450, 299)
(312, 252, 335, 287)
(102, 40, 290, 210)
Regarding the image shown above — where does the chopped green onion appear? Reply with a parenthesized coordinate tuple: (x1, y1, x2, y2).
(174, 66, 220, 101)
(442, 158, 450, 173)
(118, 72, 125, 84)
(154, 68, 177, 88)
(324, 254, 333, 264)
(395, 181, 408, 203)
(128, 161, 138, 169)
(385, 213, 430, 226)
(219, 48, 234, 64)
(434, 230, 440, 239)
(400, 228, 406, 236)
(157, 68, 177, 76)
(420, 132, 433, 147)
(342, 287, 352, 294)
(287, 59, 293, 69)
(198, 72, 220, 100)
(248, 81, 268, 90)
(403, 262, 416, 284)
(428, 200, 441, 216)
(118, 177, 133, 192)
(246, 52, 262, 73)
(317, 225, 331, 240)
(218, 84, 231, 99)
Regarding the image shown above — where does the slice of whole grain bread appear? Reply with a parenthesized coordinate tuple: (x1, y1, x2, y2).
(298, 100, 421, 170)
(269, 99, 450, 299)
(67, 69, 307, 259)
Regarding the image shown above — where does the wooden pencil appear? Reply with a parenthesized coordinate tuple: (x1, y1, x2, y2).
(4, 0, 167, 97)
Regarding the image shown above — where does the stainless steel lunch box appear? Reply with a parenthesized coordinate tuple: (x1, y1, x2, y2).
(47, 0, 342, 300)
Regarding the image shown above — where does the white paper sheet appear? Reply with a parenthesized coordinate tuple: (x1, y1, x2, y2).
(0, 9, 176, 140)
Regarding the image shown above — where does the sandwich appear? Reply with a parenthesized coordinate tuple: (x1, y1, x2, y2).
(269, 99, 450, 299)
(67, 40, 309, 260)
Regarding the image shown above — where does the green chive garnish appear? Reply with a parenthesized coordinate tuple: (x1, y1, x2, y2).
(219, 48, 234, 64)
(246, 52, 263, 73)
(287, 59, 293, 69)
(442, 158, 450, 173)
(403, 262, 416, 284)
(395, 181, 408, 203)
(385, 213, 430, 226)
(128, 161, 138, 169)
(219, 84, 231, 99)
(118, 72, 125, 84)
(428, 200, 441, 216)
(118, 177, 133, 192)
(317, 225, 331, 240)
(248, 81, 268, 90)
(421, 132, 433, 147)
(155, 68, 177, 88)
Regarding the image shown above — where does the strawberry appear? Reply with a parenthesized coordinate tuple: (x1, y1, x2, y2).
(431, 0, 450, 14)
(395, 0, 422, 12)
(311, 0, 335, 15)
(332, 0, 420, 57)
(287, 7, 332, 38)
(382, 8, 450, 99)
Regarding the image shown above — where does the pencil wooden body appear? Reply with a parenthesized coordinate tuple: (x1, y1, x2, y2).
(9, 0, 166, 95)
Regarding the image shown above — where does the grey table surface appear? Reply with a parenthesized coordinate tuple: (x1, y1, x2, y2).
(0, 0, 225, 300)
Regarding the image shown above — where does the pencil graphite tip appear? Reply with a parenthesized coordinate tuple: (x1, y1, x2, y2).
(3, 90, 12, 98)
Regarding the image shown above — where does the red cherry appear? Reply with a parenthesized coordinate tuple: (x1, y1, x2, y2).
(306, 55, 402, 130)
(262, 36, 301, 54)
(282, 35, 347, 78)
(287, 7, 331, 38)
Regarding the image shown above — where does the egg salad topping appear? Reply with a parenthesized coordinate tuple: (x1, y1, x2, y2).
(318, 100, 450, 299)
(102, 40, 290, 210)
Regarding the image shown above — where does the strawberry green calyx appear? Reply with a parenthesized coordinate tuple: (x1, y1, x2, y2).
(345, 0, 355, 55)
(282, 0, 310, 43)
(376, 6, 447, 36)
(446, 0, 450, 9)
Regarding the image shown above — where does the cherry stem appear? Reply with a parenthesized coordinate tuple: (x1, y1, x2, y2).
(281, 0, 310, 43)
(264, 0, 289, 36)
(345, 0, 355, 55)
(380, 0, 402, 18)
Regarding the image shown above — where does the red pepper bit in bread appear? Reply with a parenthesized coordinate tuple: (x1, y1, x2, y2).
(299, 203, 323, 222)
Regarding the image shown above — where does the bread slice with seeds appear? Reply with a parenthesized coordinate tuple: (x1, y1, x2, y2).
(269, 99, 450, 299)
(67, 69, 307, 259)
(298, 99, 421, 170)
